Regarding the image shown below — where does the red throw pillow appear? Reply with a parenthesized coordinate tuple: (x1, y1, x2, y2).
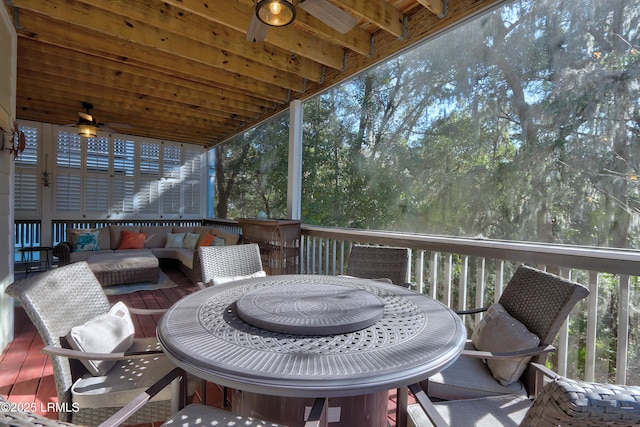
(118, 230, 146, 250)
(197, 233, 216, 247)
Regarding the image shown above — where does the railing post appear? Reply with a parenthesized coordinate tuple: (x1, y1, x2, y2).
(459, 255, 469, 313)
(475, 257, 486, 325)
(617, 274, 630, 385)
(495, 259, 505, 303)
(556, 268, 572, 377)
(444, 253, 453, 307)
(429, 251, 439, 299)
(415, 250, 425, 294)
(585, 270, 599, 382)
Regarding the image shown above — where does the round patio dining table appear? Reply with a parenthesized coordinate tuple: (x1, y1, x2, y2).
(157, 274, 465, 426)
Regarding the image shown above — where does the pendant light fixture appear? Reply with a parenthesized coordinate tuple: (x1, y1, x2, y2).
(77, 102, 98, 138)
(78, 123, 98, 138)
(256, 0, 296, 27)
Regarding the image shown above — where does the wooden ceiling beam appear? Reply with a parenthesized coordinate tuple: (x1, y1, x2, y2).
(232, 0, 372, 56)
(337, 0, 405, 38)
(15, 0, 322, 83)
(19, 106, 223, 145)
(17, 97, 234, 141)
(71, 0, 334, 78)
(18, 38, 288, 106)
(18, 55, 266, 118)
(292, 8, 371, 56)
(19, 39, 279, 109)
(162, 0, 351, 68)
(17, 78, 249, 127)
(16, 11, 298, 99)
(416, 0, 446, 16)
(12, 2, 317, 86)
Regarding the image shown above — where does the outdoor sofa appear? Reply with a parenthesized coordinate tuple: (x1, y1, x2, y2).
(53, 224, 240, 285)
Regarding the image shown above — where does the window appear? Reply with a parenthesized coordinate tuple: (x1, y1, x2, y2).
(52, 130, 204, 218)
(85, 136, 110, 214)
(213, 111, 289, 219)
(294, 0, 640, 249)
(55, 130, 82, 213)
(138, 141, 161, 215)
(14, 125, 39, 214)
(111, 138, 135, 215)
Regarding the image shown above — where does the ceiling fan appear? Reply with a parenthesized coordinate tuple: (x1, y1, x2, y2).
(68, 101, 132, 137)
(246, 0, 357, 42)
(76, 101, 99, 137)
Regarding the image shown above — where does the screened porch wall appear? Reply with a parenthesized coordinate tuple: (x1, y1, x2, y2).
(16, 218, 640, 387)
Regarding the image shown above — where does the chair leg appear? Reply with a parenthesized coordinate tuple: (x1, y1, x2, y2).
(223, 386, 231, 408)
(304, 398, 326, 427)
(396, 387, 408, 427)
(200, 379, 207, 404)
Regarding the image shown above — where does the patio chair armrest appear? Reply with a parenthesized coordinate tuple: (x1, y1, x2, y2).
(460, 344, 555, 359)
(455, 306, 489, 315)
(127, 307, 167, 315)
(41, 345, 164, 361)
(407, 383, 448, 427)
(527, 361, 560, 397)
(97, 368, 187, 427)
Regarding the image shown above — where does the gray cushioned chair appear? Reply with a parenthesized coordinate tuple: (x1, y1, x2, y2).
(198, 243, 265, 289)
(423, 265, 589, 400)
(4, 262, 188, 427)
(346, 245, 411, 287)
(407, 364, 640, 427)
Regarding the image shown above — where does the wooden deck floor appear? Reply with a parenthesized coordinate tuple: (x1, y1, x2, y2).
(0, 264, 405, 426)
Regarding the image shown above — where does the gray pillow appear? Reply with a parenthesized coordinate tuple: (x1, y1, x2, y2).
(165, 232, 186, 248)
(471, 302, 540, 386)
(182, 232, 200, 250)
(66, 302, 135, 376)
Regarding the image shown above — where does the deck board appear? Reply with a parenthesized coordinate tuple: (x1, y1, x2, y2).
(1, 265, 405, 426)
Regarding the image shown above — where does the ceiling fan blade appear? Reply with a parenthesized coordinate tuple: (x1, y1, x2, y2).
(299, 0, 357, 34)
(246, 12, 268, 42)
(78, 111, 94, 122)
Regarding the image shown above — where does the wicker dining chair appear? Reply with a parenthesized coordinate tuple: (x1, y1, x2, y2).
(407, 364, 640, 427)
(4, 262, 188, 427)
(423, 265, 589, 401)
(346, 245, 411, 287)
(198, 243, 265, 289)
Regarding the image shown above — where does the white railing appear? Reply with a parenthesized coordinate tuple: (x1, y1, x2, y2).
(14, 219, 640, 385)
(300, 225, 640, 386)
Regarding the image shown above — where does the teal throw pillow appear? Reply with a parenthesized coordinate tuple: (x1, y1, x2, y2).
(70, 230, 100, 252)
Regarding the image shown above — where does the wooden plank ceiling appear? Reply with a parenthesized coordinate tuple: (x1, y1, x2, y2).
(6, 0, 498, 147)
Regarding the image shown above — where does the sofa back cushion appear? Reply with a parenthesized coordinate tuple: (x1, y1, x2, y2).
(141, 226, 173, 248)
(172, 226, 196, 234)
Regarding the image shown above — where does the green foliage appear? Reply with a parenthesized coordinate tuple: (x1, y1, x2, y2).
(214, 0, 640, 382)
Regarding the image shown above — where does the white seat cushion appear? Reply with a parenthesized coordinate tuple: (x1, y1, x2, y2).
(71, 338, 175, 408)
(407, 395, 532, 427)
(212, 270, 267, 286)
